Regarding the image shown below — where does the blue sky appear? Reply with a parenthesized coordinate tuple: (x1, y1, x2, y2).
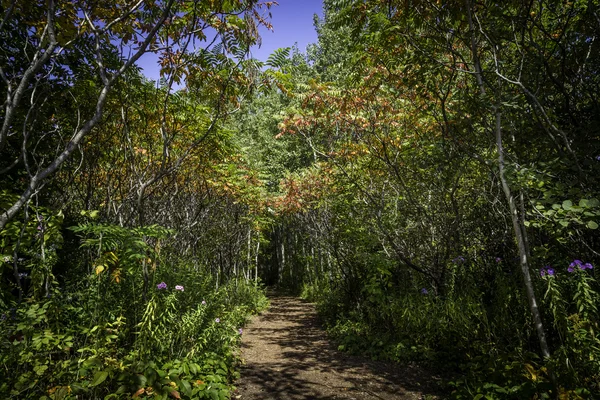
(250, 0, 323, 60)
(137, 0, 323, 81)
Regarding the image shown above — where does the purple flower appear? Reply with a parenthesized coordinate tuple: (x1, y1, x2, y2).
(0, 314, 6, 321)
(596, 155, 600, 161)
(420, 288, 428, 294)
(567, 266, 575, 273)
(452, 256, 465, 264)
(238, 328, 243, 335)
(570, 259, 594, 270)
(215, 318, 220, 323)
(495, 257, 502, 262)
(175, 285, 184, 291)
(157, 282, 167, 290)
(201, 300, 206, 305)
(540, 266, 555, 277)
(570, 260, 583, 268)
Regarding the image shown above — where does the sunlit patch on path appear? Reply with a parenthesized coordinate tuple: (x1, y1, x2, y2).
(235, 294, 443, 399)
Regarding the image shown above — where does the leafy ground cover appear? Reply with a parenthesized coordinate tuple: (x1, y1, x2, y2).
(1, 217, 268, 399)
(301, 261, 599, 399)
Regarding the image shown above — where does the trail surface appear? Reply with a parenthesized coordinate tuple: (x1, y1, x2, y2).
(234, 294, 444, 399)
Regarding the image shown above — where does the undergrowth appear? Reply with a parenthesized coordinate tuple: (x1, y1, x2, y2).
(301, 259, 600, 399)
(0, 218, 268, 399)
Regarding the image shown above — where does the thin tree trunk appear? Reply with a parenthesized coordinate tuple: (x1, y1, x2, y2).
(465, 0, 550, 359)
(495, 107, 550, 358)
(255, 240, 260, 283)
(247, 228, 252, 283)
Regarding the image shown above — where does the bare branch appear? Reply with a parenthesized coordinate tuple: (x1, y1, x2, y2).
(0, 0, 58, 153)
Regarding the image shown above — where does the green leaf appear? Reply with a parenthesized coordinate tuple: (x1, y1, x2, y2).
(587, 221, 598, 229)
(562, 200, 573, 210)
(266, 47, 291, 69)
(90, 371, 109, 387)
(34, 364, 48, 375)
(180, 380, 192, 397)
(189, 363, 200, 374)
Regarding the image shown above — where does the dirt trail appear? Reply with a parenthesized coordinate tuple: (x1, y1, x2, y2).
(234, 294, 444, 399)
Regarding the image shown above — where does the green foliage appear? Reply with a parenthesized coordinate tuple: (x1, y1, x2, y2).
(541, 265, 600, 392)
(447, 352, 554, 399)
(0, 190, 64, 302)
(0, 221, 268, 399)
(2, 0, 600, 398)
(1, 1, 275, 398)
(266, 47, 291, 69)
(269, 0, 600, 397)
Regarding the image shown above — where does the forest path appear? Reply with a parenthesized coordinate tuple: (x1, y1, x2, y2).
(233, 293, 444, 399)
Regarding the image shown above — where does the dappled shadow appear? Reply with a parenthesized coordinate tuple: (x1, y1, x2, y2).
(234, 294, 445, 400)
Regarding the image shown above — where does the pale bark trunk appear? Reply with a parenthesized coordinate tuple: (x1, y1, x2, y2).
(466, 0, 550, 358)
(495, 109, 550, 358)
(255, 240, 260, 283)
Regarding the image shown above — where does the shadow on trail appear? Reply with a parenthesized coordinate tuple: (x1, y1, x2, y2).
(235, 294, 444, 400)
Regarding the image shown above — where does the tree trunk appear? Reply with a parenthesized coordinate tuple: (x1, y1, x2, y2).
(495, 107, 551, 358)
(465, 0, 550, 359)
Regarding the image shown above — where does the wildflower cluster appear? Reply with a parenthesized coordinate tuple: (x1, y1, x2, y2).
(156, 282, 185, 291)
(540, 266, 555, 277)
(540, 259, 595, 277)
(567, 259, 594, 273)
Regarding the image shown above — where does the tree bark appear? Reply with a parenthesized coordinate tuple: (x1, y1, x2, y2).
(495, 107, 551, 358)
(465, 0, 550, 358)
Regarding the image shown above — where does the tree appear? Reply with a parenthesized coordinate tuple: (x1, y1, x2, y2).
(0, 0, 270, 229)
